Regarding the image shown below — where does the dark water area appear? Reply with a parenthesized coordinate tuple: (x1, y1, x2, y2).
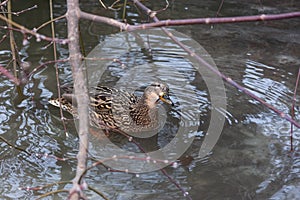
(0, 0, 300, 199)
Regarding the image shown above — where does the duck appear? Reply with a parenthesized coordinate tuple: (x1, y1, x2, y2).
(48, 82, 173, 133)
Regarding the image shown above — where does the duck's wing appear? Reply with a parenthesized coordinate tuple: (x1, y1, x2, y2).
(90, 86, 138, 111)
(90, 86, 114, 112)
(91, 86, 141, 129)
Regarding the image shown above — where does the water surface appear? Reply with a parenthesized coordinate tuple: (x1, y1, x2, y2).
(0, 0, 300, 199)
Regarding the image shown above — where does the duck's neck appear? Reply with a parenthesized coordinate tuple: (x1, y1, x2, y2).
(138, 94, 157, 109)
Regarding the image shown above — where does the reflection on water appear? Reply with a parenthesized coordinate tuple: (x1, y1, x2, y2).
(86, 29, 209, 173)
(243, 60, 293, 111)
(242, 61, 300, 199)
(0, 0, 300, 199)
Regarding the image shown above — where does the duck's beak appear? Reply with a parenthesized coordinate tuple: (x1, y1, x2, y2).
(159, 94, 174, 106)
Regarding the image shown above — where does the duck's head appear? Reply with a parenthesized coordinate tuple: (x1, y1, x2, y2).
(143, 82, 174, 108)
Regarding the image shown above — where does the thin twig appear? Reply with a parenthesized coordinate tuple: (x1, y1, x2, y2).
(88, 185, 110, 200)
(79, 126, 189, 199)
(127, 11, 300, 30)
(7, 1, 17, 78)
(0, 13, 68, 44)
(215, 0, 225, 17)
(49, 0, 69, 136)
(0, 135, 30, 155)
(132, 0, 300, 130)
(0, 0, 9, 6)
(122, 0, 127, 20)
(154, 0, 169, 13)
(7, 4, 38, 16)
(290, 67, 300, 151)
(79, 10, 128, 30)
(78, 6, 300, 32)
(20, 181, 72, 191)
(0, 64, 20, 85)
(0, 30, 9, 44)
(108, 0, 121, 10)
(27, 59, 68, 78)
(36, 14, 66, 32)
(36, 189, 69, 200)
(98, 0, 107, 9)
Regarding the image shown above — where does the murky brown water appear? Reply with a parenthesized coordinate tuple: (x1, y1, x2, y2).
(0, 0, 300, 199)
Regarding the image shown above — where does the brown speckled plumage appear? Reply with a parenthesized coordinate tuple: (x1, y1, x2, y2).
(49, 82, 173, 133)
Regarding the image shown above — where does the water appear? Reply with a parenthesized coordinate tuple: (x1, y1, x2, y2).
(0, 0, 300, 199)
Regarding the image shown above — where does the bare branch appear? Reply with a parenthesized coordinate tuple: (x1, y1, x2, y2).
(128, 11, 300, 30)
(36, 14, 66, 32)
(78, 8, 300, 32)
(215, 0, 225, 17)
(0, 134, 29, 154)
(290, 67, 300, 151)
(7, 0, 18, 78)
(0, 13, 68, 44)
(10, 4, 37, 16)
(0, 0, 8, 6)
(0, 65, 20, 85)
(98, 0, 107, 9)
(79, 10, 128, 30)
(131, 0, 300, 129)
(0, 30, 8, 44)
(108, 0, 121, 10)
(66, 0, 90, 199)
(27, 59, 68, 78)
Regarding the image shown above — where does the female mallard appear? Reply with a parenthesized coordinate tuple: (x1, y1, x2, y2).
(49, 82, 173, 133)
